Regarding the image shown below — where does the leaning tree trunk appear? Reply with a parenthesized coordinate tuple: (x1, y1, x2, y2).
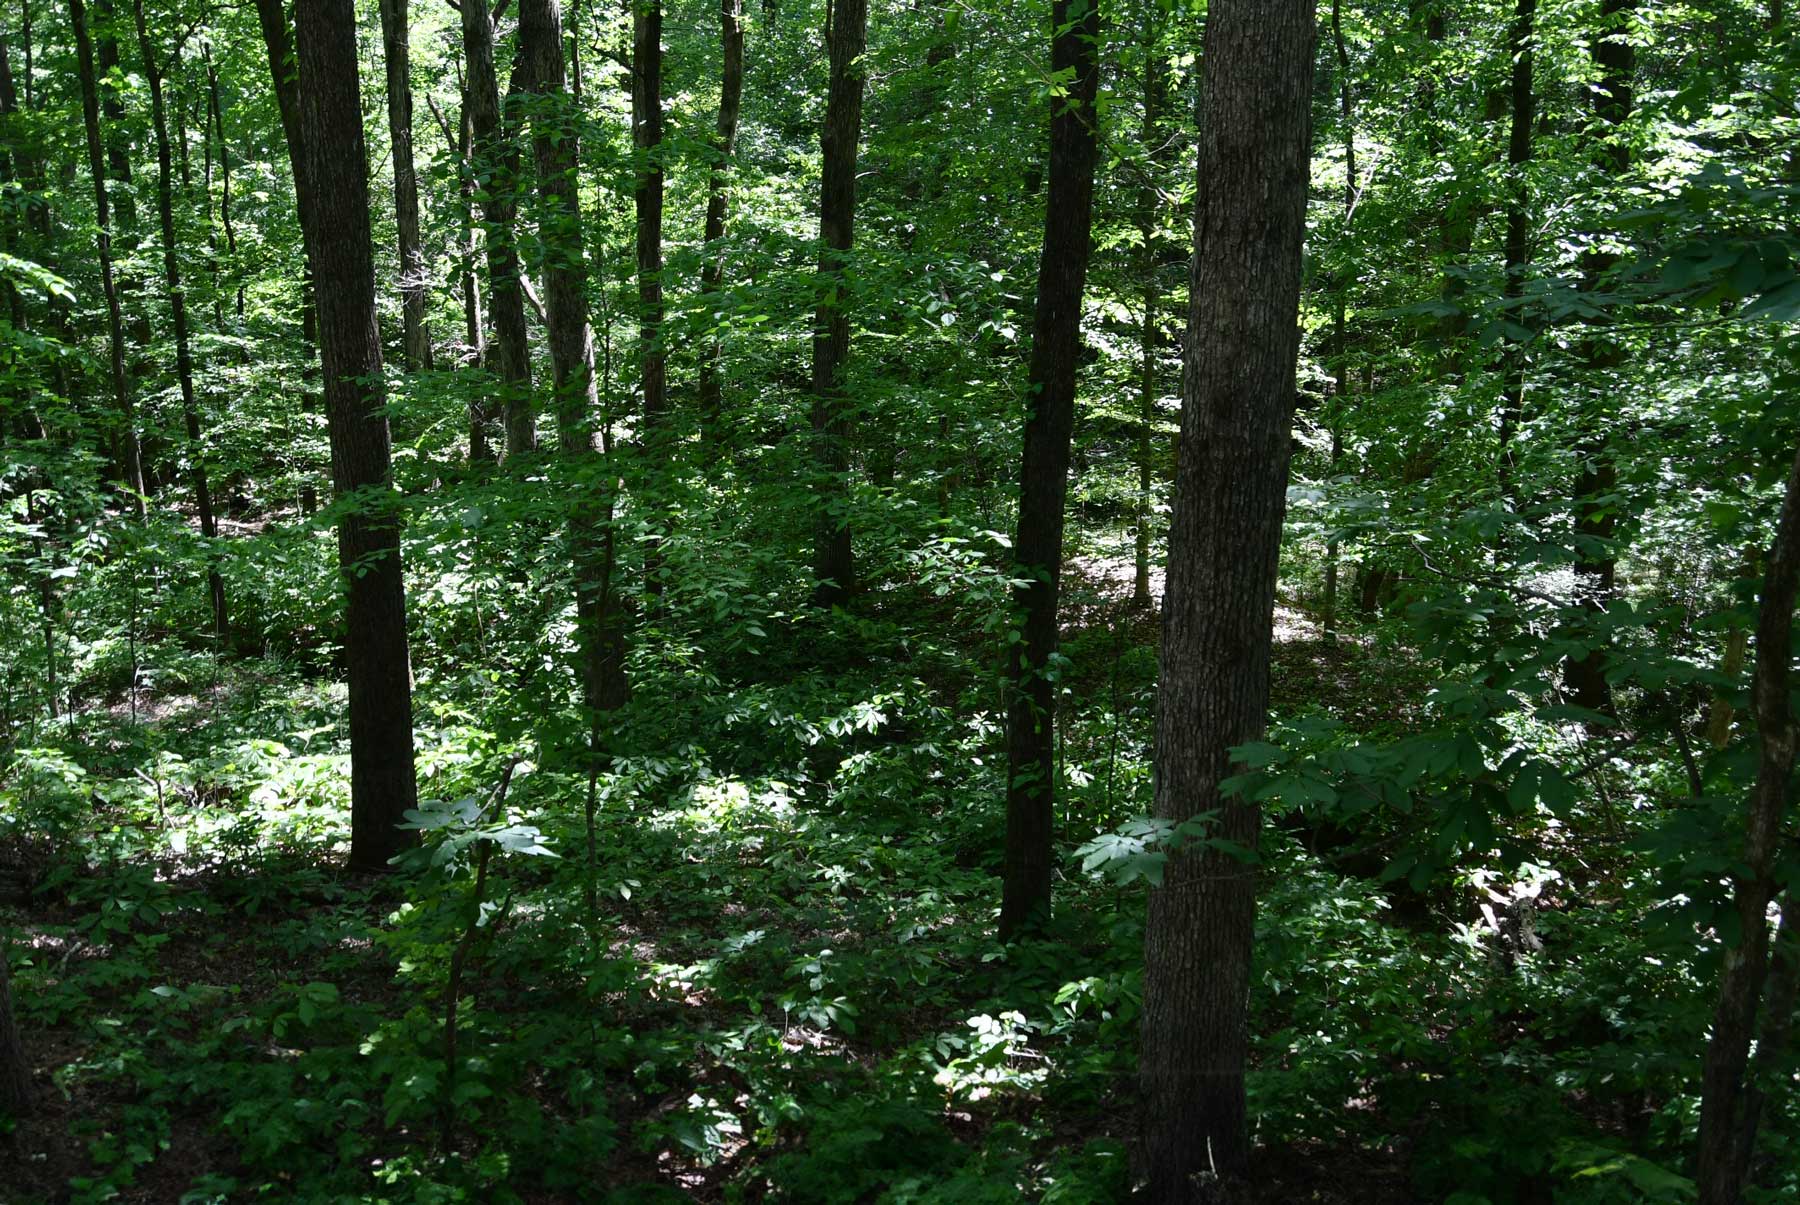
(1563, 0, 1634, 717)
(69, 0, 145, 514)
(697, 0, 744, 433)
(462, 0, 536, 456)
(379, 0, 433, 372)
(1697, 435, 1800, 1202)
(134, 0, 226, 641)
(1494, 0, 1535, 500)
(997, 0, 1100, 940)
(809, 0, 868, 607)
(294, 0, 420, 873)
(519, 0, 630, 724)
(1139, 0, 1317, 1196)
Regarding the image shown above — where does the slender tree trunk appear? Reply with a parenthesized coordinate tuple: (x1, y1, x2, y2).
(294, 0, 420, 872)
(379, 0, 432, 371)
(697, 0, 744, 433)
(1323, 0, 1358, 643)
(431, 87, 492, 461)
(1494, 0, 1534, 499)
(1140, 0, 1317, 1194)
(520, 0, 630, 721)
(997, 0, 1101, 939)
(1563, 0, 1634, 716)
(69, 0, 145, 514)
(632, 0, 667, 594)
(1131, 12, 1166, 611)
(0, 941, 29, 1117)
(204, 53, 242, 322)
(462, 0, 535, 455)
(1698, 432, 1800, 1204)
(809, 0, 868, 607)
(133, 0, 226, 640)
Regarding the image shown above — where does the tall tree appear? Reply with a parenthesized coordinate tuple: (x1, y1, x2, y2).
(294, 0, 419, 872)
(997, 0, 1101, 938)
(1322, 0, 1358, 641)
(808, 0, 867, 606)
(0, 942, 28, 1116)
(1494, 0, 1535, 497)
(1131, 6, 1168, 610)
(133, 0, 226, 641)
(378, 0, 432, 371)
(1139, 0, 1316, 1193)
(696, 0, 744, 430)
(461, 0, 535, 456)
(631, 0, 666, 595)
(69, 0, 145, 514)
(519, 0, 629, 723)
(1563, 0, 1634, 715)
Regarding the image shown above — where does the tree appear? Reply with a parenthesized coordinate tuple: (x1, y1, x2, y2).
(633, 0, 666, 439)
(1494, 0, 1535, 497)
(809, 0, 868, 607)
(0, 942, 28, 1117)
(1139, 0, 1316, 1193)
(68, 0, 145, 514)
(696, 0, 745, 431)
(461, 0, 536, 457)
(997, 0, 1101, 939)
(1131, 8, 1170, 611)
(378, 0, 432, 372)
(294, 0, 419, 872)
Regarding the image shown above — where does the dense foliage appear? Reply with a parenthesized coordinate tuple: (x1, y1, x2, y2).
(1, 0, 1797, 1199)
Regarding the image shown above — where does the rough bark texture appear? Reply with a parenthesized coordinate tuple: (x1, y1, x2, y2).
(1139, 0, 1316, 1195)
(379, 0, 433, 371)
(809, 0, 868, 607)
(134, 0, 226, 641)
(294, 0, 420, 872)
(1697, 435, 1800, 1204)
(1563, 0, 1633, 716)
(462, 0, 536, 456)
(997, 0, 1100, 939)
(697, 0, 744, 430)
(69, 0, 145, 514)
(519, 0, 630, 721)
(1495, 0, 1534, 497)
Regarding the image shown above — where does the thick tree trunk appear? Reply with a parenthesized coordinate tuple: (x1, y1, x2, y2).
(997, 0, 1100, 939)
(1563, 0, 1634, 717)
(379, 0, 432, 371)
(462, 0, 536, 456)
(0, 943, 29, 1117)
(809, 0, 868, 607)
(520, 0, 630, 721)
(294, 0, 420, 872)
(1494, 0, 1534, 499)
(69, 0, 145, 514)
(1139, 0, 1316, 1194)
(134, 0, 226, 642)
(1697, 436, 1800, 1203)
(697, 0, 744, 432)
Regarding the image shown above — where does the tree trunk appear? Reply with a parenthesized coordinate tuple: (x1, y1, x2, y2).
(1494, 0, 1534, 499)
(69, 0, 145, 515)
(809, 0, 868, 607)
(1563, 0, 1634, 717)
(0, 942, 29, 1117)
(134, 0, 226, 642)
(204, 52, 242, 322)
(294, 0, 420, 873)
(433, 87, 492, 461)
(519, 0, 630, 722)
(1131, 11, 1167, 611)
(1323, 0, 1357, 644)
(462, 0, 536, 456)
(697, 0, 744, 433)
(632, 0, 667, 595)
(379, 0, 432, 371)
(1140, 0, 1316, 1194)
(997, 0, 1100, 939)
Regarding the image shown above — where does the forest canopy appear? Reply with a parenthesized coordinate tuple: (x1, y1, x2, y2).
(0, 0, 1798, 1200)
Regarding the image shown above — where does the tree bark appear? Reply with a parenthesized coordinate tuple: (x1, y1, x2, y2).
(1132, 10, 1167, 610)
(462, 0, 536, 455)
(809, 0, 868, 607)
(1323, 0, 1357, 644)
(69, 0, 145, 515)
(294, 0, 420, 872)
(697, 0, 744, 432)
(1494, 0, 1535, 499)
(0, 941, 29, 1117)
(133, 0, 226, 640)
(379, 0, 432, 371)
(997, 0, 1100, 939)
(1139, 0, 1316, 1194)
(519, 0, 630, 722)
(1697, 432, 1800, 1203)
(1563, 0, 1633, 717)
(632, 0, 666, 595)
